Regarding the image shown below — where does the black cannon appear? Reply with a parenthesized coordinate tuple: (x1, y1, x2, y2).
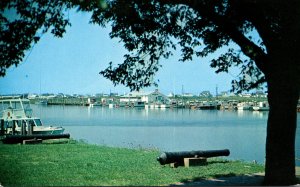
(157, 149, 230, 165)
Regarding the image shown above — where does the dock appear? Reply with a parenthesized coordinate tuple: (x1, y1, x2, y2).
(2, 134, 70, 144)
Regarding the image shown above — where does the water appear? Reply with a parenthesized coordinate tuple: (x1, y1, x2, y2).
(32, 104, 300, 165)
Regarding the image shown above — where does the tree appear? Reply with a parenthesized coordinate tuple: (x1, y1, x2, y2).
(88, 1, 300, 185)
(1, 0, 299, 185)
(0, 0, 72, 76)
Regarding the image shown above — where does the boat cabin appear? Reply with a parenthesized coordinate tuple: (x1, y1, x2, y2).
(0, 98, 33, 119)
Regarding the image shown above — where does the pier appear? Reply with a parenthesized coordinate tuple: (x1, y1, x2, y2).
(2, 134, 71, 144)
(27, 94, 275, 112)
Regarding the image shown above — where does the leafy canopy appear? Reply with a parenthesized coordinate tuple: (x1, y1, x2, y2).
(0, 0, 73, 76)
(1, 0, 289, 92)
(84, 0, 268, 92)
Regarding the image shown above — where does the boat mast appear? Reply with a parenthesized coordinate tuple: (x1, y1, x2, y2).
(216, 85, 218, 100)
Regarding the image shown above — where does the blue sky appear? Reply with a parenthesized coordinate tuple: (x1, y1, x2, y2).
(0, 10, 241, 96)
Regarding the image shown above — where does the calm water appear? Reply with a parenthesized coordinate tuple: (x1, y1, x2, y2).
(32, 104, 300, 165)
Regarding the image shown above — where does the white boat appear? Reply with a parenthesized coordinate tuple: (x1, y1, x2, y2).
(252, 102, 269, 111)
(237, 102, 251, 110)
(35, 100, 48, 105)
(0, 98, 65, 135)
(149, 104, 155, 109)
(108, 103, 114, 108)
(160, 104, 170, 109)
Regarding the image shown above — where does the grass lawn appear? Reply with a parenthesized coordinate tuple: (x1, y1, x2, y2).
(0, 140, 264, 186)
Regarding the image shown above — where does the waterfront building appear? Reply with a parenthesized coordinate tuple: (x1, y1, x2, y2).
(182, 93, 194, 97)
(239, 93, 252, 98)
(28, 94, 38, 99)
(120, 89, 170, 104)
(199, 91, 213, 98)
(217, 91, 229, 97)
(167, 92, 174, 97)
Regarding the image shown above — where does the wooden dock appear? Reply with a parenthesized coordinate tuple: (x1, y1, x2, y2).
(2, 134, 70, 144)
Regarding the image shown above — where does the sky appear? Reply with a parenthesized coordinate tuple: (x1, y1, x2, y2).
(0, 10, 242, 96)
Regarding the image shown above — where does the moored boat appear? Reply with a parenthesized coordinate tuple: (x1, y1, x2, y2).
(252, 102, 269, 111)
(198, 101, 221, 110)
(0, 98, 65, 135)
(133, 101, 145, 108)
(35, 100, 48, 105)
(237, 102, 252, 110)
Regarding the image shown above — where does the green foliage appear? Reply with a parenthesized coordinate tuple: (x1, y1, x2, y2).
(1, 0, 298, 93)
(0, 0, 72, 76)
(0, 0, 264, 92)
(88, 0, 270, 92)
(0, 142, 264, 186)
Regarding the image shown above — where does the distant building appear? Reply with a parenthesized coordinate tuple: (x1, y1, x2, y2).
(40, 93, 55, 99)
(254, 90, 267, 97)
(56, 93, 65, 98)
(101, 97, 114, 104)
(120, 89, 170, 104)
(28, 94, 38, 99)
(199, 91, 212, 98)
(239, 93, 251, 98)
(110, 93, 119, 97)
(167, 92, 174, 98)
(182, 93, 194, 97)
(219, 91, 229, 97)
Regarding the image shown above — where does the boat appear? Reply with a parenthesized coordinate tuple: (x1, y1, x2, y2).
(160, 104, 170, 109)
(198, 101, 221, 110)
(35, 99, 48, 105)
(252, 102, 269, 111)
(93, 102, 102, 107)
(0, 98, 65, 135)
(133, 101, 145, 108)
(237, 102, 251, 110)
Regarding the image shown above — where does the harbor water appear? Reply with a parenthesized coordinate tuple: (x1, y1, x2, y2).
(32, 104, 300, 165)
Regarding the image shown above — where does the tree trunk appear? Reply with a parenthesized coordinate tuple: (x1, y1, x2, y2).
(264, 55, 299, 185)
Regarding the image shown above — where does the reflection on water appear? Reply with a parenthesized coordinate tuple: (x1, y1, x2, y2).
(252, 111, 269, 118)
(32, 105, 299, 165)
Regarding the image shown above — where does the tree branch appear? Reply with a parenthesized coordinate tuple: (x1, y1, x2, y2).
(157, 0, 269, 74)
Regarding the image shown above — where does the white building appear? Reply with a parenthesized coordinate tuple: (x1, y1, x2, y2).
(120, 90, 170, 104)
(28, 94, 38, 99)
(182, 93, 194, 97)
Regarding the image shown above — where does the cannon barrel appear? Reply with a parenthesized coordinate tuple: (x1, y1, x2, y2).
(157, 149, 230, 165)
(2, 134, 70, 144)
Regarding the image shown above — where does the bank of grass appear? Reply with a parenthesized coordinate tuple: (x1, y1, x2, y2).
(0, 140, 264, 186)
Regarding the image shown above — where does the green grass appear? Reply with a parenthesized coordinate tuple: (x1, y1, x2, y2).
(0, 141, 264, 186)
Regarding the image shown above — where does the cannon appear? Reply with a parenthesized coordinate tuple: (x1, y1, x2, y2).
(157, 149, 230, 165)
